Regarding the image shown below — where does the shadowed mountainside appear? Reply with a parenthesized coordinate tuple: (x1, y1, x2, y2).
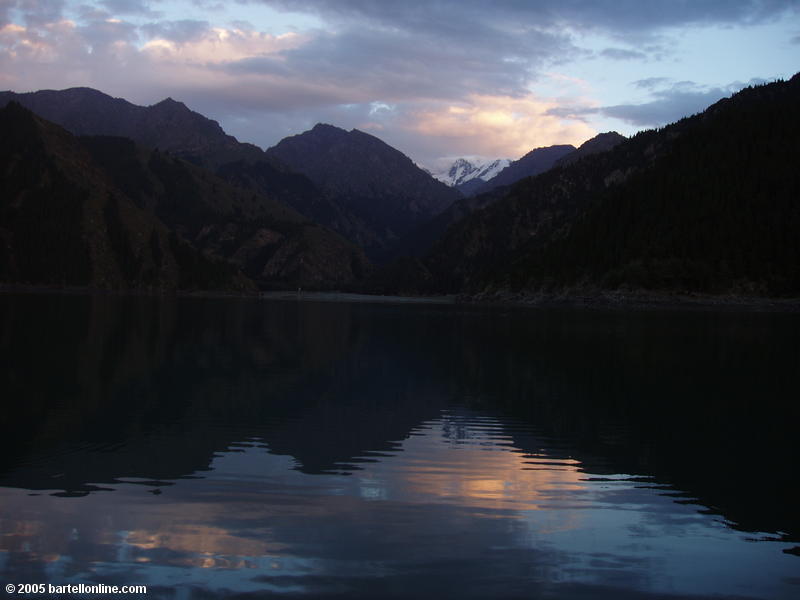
(419, 75, 800, 298)
(0, 102, 248, 291)
(463, 144, 576, 197)
(0, 87, 349, 232)
(0, 87, 264, 170)
(0, 104, 370, 291)
(373, 134, 626, 271)
(267, 123, 460, 259)
(554, 132, 626, 168)
(0, 88, 459, 263)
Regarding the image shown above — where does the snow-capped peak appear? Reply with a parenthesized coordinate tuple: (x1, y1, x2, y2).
(431, 157, 511, 187)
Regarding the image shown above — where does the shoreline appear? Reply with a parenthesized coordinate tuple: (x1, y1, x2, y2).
(457, 289, 800, 313)
(2, 283, 799, 312)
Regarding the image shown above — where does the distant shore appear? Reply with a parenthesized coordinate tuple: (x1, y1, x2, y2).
(459, 289, 800, 312)
(259, 290, 457, 305)
(2, 283, 799, 312)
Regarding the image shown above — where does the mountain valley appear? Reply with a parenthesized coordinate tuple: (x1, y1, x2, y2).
(2, 76, 798, 301)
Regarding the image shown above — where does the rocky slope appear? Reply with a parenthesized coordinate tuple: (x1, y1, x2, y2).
(432, 157, 510, 188)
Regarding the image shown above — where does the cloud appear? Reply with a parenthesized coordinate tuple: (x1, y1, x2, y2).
(600, 47, 647, 61)
(14, 0, 67, 27)
(79, 15, 139, 49)
(548, 78, 771, 128)
(0, 2, 11, 27)
(99, 0, 161, 17)
(140, 19, 210, 44)
(632, 77, 672, 90)
(251, 0, 799, 39)
(1, 0, 796, 163)
(220, 26, 572, 104)
(598, 90, 730, 126)
(141, 25, 305, 68)
(406, 94, 596, 161)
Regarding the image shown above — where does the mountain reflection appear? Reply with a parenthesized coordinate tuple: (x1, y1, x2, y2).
(0, 414, 627, 595)
(1, 293, 798, 598)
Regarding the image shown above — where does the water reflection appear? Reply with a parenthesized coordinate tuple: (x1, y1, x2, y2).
(0, 293, 798, 599)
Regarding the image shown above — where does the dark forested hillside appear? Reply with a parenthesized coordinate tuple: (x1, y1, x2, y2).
(553, 132, 626, 168)
(0, 89, 461, 262)
(0, 104, 370, 291)
(388, 134, 627, 261)
(77, 136, 371, 290)
(267, 123, 460, 258)
(421, 75, 800, 298)
(0, 103, 248, 291)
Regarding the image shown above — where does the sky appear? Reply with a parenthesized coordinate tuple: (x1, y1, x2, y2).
(1, 1, 798, 168)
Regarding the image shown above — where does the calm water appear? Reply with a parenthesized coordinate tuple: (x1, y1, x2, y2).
(0, 293, 798, 599)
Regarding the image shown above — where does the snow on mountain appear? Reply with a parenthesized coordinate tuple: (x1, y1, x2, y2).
(432, 158, 510, 187)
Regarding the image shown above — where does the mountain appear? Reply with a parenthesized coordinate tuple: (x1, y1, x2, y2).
(464, 144, 576, 196)
(266, 123, 460, 258)
(432, 158, 510, 187)
(78, 136, 370, 290)
(0, 87, 266, 170)
(0, 88, 394, 262)
(554, 132, 626, 168)
(0, 103, 370, 291)
(384, 138, 621, 260)
(0, 102, 248, 291)
(380, 184, 512, 262)
(420, 75, 800, 298)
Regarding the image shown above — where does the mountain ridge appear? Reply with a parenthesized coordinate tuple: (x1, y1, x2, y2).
(0, 87, 267, 170)
(0, 103, 371, 291)
(1, 88, 464, 262)
(266, 123, 460, 259)
(418, 76, 800, 298)
(0, 102, 248, 291)
(432, 157, 511, 188)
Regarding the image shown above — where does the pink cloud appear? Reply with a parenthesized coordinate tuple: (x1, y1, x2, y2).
(408, 94, 596, 160)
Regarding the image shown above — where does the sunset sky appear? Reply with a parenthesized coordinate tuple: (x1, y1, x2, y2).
(1, 0, 797, 167)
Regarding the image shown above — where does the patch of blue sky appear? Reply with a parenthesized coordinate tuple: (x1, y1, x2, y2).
(534, 17, 799, 135)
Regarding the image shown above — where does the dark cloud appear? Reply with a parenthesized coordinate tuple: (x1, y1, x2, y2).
(598, 88, 732, 126)
(0, 1, 11, 26)
(2, 0, 796, 163)
(251, 0, 798, 39)
(600, 47, 647, 61)
(100, 0, 160, 17)
(221, 21, 575, 104)
(73, 4, 113, 21)
(632, 77, 671, 89)
(216, 0, 796, 111)
(192, 0, 224, 9)
(15, 0, 66, 27)
(140, 19, 210, 43)
(78, 16, 138, 47)
(549, 78, 773, 127)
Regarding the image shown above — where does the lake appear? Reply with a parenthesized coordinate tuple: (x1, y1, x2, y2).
(0, 293, 798, 599)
